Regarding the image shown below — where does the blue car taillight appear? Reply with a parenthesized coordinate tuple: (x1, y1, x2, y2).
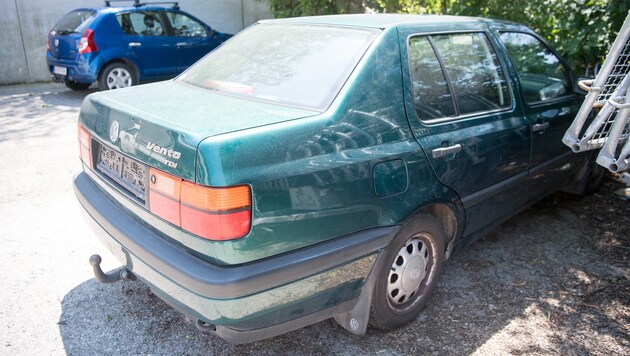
(78, 29, 98, 54)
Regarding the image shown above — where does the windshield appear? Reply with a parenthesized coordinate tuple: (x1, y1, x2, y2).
(53, 10, 96, 34)
(178, 23, 380, 111)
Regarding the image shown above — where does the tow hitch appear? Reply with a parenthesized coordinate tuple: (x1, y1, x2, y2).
(89, 254, 137, 283)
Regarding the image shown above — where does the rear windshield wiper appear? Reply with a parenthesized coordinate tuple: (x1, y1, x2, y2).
(55, 29, 78, 35)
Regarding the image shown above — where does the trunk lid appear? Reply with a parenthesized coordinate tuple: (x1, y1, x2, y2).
(79, 81, 319, 182)
(49, 33, 82, 59)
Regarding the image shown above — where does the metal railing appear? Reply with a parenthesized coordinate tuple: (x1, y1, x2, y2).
(563, 11, 630, 173)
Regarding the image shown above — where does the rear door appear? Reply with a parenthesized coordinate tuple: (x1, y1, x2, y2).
(115, 10, 178, 78)
(400, 27, 532, 236)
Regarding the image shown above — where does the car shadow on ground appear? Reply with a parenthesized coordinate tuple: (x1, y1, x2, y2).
(41, 87, 98, 108)
(58, 178, 629, 354)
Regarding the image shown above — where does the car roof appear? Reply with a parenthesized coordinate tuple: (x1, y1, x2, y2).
(259, 14, 521, 30)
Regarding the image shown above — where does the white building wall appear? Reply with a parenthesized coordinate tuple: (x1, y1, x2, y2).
(0, 0, 272, 85)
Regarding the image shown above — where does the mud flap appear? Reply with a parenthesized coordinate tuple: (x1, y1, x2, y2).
(333, 249, 388, 335)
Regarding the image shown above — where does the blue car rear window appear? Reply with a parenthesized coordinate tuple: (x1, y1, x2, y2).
(53, 10, 96, 34)
(178, 23, 380, 111)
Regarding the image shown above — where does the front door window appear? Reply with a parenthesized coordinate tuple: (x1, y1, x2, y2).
(166, 12, 208, 37)
(499, 32, 571, 103)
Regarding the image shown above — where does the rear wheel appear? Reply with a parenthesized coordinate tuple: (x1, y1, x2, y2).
(64, 79, 91, 91)
(99, 63, 136, 90)
(370, 214, 445, 330)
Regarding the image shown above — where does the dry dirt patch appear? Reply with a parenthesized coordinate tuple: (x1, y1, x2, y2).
(404, 175, 630, 355)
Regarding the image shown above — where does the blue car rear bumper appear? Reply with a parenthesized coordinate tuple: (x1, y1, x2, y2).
(46, 51, 99, 83)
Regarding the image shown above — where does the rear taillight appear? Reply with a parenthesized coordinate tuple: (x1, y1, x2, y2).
(148, 168, 181, 226)
(149, 167, 251, 241)
(78, 29, 98, 54)
(78, 123, 92, 169)
(181, 183, 251, 240)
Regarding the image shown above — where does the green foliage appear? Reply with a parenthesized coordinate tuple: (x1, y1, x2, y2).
(368, 0, 444, 13)
(445, 0, 629, 74)
(257, 0, 630, 73)
(258, 0, 363, 17)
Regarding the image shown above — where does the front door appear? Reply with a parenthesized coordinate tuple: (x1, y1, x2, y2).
(499, 31, 583, 195)
(163, 11, 219, 72)
(400, 28, 532, 236)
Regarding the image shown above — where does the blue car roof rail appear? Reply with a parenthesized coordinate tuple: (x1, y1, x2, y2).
(104, 0, 142, 6)
(144, 1, 180, 9)
(104, 0, 180, 9)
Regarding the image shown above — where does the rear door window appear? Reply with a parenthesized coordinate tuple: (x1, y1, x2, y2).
(52, 10, 96, 34)
(116, 11, 165, 36)
(408, 36, 456, 120)
(408, 32, 510, 121)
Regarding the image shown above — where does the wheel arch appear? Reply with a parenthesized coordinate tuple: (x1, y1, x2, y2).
(409, 202, 462, 260)
(98, 58, 140, 83)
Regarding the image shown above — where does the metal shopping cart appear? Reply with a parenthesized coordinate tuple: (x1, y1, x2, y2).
(563, 11, 630, 178)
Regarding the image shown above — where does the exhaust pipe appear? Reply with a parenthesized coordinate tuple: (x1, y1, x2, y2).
(89, 254, 136, 284)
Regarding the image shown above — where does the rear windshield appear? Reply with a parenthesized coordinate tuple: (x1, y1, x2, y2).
(52, 10, 96, 34)
(178, 23, 380, 111)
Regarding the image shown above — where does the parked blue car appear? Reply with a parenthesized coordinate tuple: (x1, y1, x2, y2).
(46, 1, 232, 90)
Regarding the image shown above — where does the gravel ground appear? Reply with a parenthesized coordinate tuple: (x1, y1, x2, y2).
(0, 83, 628, 355)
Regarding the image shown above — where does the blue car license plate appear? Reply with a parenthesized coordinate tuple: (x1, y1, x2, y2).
(53, 66, 67, 76)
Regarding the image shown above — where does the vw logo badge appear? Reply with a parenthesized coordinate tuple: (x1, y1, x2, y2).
(54, 39, 59, 46)
(109, 121, 120, 142)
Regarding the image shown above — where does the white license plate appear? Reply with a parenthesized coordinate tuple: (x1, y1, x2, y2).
(97, 143, 147, 200)
(53, 66, 67, 76)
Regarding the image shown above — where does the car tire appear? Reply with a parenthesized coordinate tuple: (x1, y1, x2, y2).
(98, 62, 136, 91)
(64, 80, 91, 91)
(369, 214, 445, 330)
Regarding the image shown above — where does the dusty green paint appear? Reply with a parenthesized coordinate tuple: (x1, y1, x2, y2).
(188, 27, 450, 265)
(80, 81, 318, 181)
(79, 16, 586, 265)
(79, 14, 586, 283)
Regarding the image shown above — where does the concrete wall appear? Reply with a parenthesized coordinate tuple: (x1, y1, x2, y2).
(0, 0, 272, 85)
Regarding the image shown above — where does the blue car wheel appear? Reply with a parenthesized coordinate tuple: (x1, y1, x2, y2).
(99, 62, 137, 90)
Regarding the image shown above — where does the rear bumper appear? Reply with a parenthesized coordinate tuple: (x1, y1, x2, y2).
(73, 171, 396, 342)
(46, 52, 98, 83)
